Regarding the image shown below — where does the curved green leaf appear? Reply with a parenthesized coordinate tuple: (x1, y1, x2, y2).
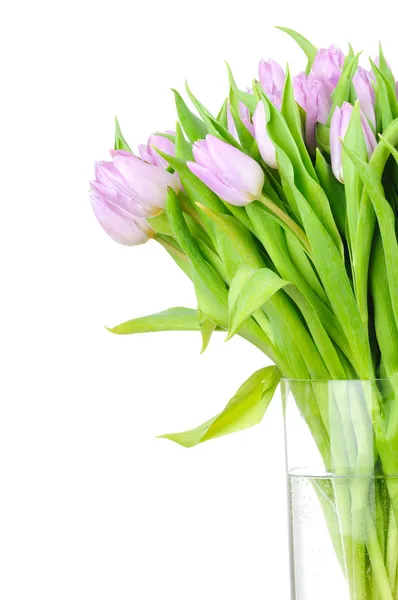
(159, 366, 281, 447)
(276, 27, 317, 74)
(107, 307, 202, 335)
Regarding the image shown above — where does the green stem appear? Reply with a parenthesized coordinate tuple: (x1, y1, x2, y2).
(366, 508, 395, 600)
(386, 505, 398, 591)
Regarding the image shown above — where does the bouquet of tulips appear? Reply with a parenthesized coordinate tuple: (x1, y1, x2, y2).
(91, 27, 398, 599)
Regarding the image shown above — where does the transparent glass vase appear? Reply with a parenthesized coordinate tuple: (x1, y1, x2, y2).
(282, 379, 398, 600)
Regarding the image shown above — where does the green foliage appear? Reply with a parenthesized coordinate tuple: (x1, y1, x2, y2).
(159, 366, 281, 447)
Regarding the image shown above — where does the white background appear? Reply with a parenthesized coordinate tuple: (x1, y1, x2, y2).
(2, 1, 398, 598)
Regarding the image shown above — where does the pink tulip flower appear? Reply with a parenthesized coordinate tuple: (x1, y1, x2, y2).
(187, 135, 264, 206)
(90, 150, 180, 245)
(353, 67, 376, 127)
(139, 132, 175, 169)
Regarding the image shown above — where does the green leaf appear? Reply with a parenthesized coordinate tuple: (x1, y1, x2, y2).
(370, 59, 398, 127)
(175, 122, 193, 161)
(314, 149, 346, 236)
(225, 62, 258, 114)
(198, 309, 217, 353)
(286, 286, 347, 379)
(217, 99, 229, 128)
(245, 202, 352, 361)
(276, 27, 317, 74)
(185, 82, 242, 149)
(342, 143, 398, 334)
(378, 43, 397, 91)
(227, 267, 290, 339)
(114, 117, 132, 152)
(281, 66, 317, 180)
(371, 238, 398, 379)
(166, 188, 229, 327)
(195, 203, 265, 282)
(172, 89, 207, 143)
(107, 307, 202, 335)
(159, 366, 281, 447)
(276, 146, 372, 377)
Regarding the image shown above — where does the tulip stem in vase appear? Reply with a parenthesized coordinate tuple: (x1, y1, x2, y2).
(90, 26, 398, 600)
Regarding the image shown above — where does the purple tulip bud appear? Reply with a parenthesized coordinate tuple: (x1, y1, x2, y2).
(138, 131, 175, 169)
(353, 67, 376, 127)
(293, 72, 333, 151)
(258, 58, 285, 108)
(90, 150, 180, 245)
(253, 102, 277, 169)
(187, 135, 264, 206)
(330, 102, 377, 183)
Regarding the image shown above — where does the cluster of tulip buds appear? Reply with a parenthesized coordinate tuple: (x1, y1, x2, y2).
(90, 31, 397, 247)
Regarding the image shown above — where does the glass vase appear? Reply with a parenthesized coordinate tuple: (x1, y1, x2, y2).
(282, 379, 398, 600)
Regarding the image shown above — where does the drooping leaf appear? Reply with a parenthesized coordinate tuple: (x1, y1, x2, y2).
(107, 307, 203, 335)
(159, 366, 281, 447)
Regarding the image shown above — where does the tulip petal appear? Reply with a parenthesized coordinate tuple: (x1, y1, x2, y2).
(253, 102, 277, 169)
(330, 106, 344, 182)
(90, 191, 151, 246)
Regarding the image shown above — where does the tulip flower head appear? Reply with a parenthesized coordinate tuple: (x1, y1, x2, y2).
(187, 135, 264, 206)
(90, 150, 180, 245)
(258, 58, 285, 108)
(294, 45, 344, 150)
(330, 102, 377, 183)
(139, 132, 175, 169)
(353, 67, 376, 127)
